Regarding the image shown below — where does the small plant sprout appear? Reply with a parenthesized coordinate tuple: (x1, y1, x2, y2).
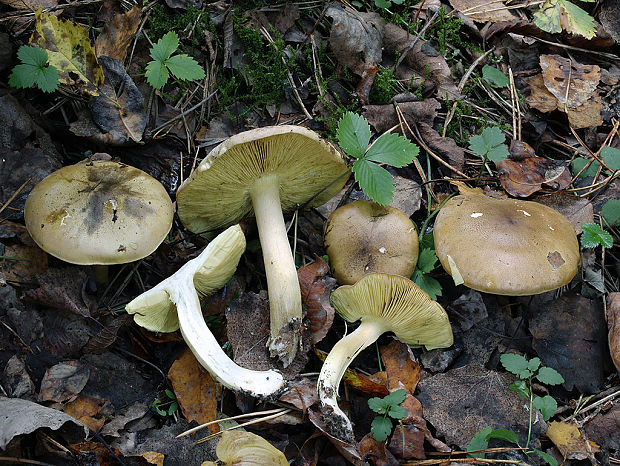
(374, 0, 405, 9)
(9, 45, 59, 93)
(145, 31, 205, 90)
(468, 126, 510, 165)
(336, 112, 419, 206)
(368, 388, 408, 442)
(580, 222, 614, 249)
(151, 389, 179, 417)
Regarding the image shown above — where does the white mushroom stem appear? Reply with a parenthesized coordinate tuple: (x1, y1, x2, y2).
(317, 319, 387, 440)
(249, 174, 302, 366)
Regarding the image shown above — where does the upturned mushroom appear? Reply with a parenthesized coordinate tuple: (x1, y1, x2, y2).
(126, 225, 285, 397)
(24, 157, 173, 284)
(324, 200, 419, 285)
(201, 430, 288, 466)
(176, 126, 349, 366)
(433, 183, 580, 295)
(317, 273, 453, 441)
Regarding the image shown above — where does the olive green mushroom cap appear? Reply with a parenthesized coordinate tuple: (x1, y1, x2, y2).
(176, 125, 349, 233)
(201, 430, 288, 466)
(24, 160, 173, 265)
(324, 200, 419, 285)
(330, 273, 453, 349)
(433, 185, 580, 295)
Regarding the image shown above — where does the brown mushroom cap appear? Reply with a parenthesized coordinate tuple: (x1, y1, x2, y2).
(176, 125, 348, 233)
(24, 160, 173, 265)
(324, 200, 419, 285)
(433, 186, 580, 295)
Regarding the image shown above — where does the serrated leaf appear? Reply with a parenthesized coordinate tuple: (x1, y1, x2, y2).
(365, 132, 419, 167)
(467, 426, 492, 458)
(534, 0, 563, 34)
(165, 53, 205, 81)
(482, 65, 509, 88)
(371, 416, 393, 442)
(9, 46, 59, 93)
(528, 357, 541, 372)
(601, 200, 620, 227)
(352, 159, 394, 205)
(337, 112, 371, 158)
(368, 397, 389, 414)
(17, 45, 48, 67)
(534, 448, 559, 466)
(481, 126, 506, 147)
(151, 31, 179, 62)
(420, 233, 434, 249)
(9, 64, 38, 88)
(35, 65, 60, 92)
(601, 146, 620, 171)
(468, 134, 488, 157)
(417, 248, 438, 273)
(487, 144, 510, 163)
(145, 60, 169, 89)
(558, 0, 597, 39)
(533, 395, 557, 420)
(411, 270, 442, 300)
(383, 388, 406, 406)
(488, 428, 519, 444)
(536, 366, 565, 385)
(500, 353, 529, 375)
(388, 405, 408, 419)
(571, 157, 600, 178)
(580, 222, 613, 249)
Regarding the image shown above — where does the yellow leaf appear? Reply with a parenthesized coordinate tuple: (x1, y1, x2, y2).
(30, 9, 104, 96)
(135, 451, 165, 466)
(547, 421, 599, 461)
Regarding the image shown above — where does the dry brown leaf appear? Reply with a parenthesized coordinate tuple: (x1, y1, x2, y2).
(298, 257, 337, 344)
(0, 0, 56, 12)
(168, 348, 220, 434)
(534, 192, 593, 234)
(1, 243, 48, 284)
(135, 451, 165, 466)
(358, 433, 400, 464)
(64, 395, 108, 432)
(546, 421, 600, 460)
(24, 268, 91, 317)
(363, 99, 439, 133)
(307, 406, 362, 464)
(566, 95, 603, 129)
(540, 54, 600, 109)
(95, 6, 141, 62)
(279, 378, 318, 412)
(607, 292, 620, 373)
(39, 360, 90, 403)
(380, 340, 421, 394)
(525, 74, 558, 113)
(387, 394, 429, 460)
(449, 0, 517, 22)
(417, 122, 465, 173)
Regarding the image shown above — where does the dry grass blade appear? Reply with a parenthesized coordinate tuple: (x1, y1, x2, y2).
(177, 407, 289, 438)
(194, 409, 292, 444)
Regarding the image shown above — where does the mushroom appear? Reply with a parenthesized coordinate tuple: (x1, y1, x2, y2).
(317, 273, 453, 441)
(201, 430, 288, 466)
(433, 183, 580, 295)
(324, 200, 419, 285)
(126, 224, 285, 397)
(176, 126, 349, 366)
(24, 157, 173, 284)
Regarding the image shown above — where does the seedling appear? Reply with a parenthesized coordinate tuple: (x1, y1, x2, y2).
(468, 126, 509, 164)
(151, 389, 179, 417)
(374, 0, 405, 9)
(368, 388, 408, 442)
(411, 235, 442, 300)
(9, 45, 59, 93)
(336, 112, 419, 205)
(580, 222, 614, 249)
(145, 31, 205, 90)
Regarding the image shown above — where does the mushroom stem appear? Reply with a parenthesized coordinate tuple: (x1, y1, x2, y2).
(249, 174, 302, 367)
(317, 319, 387, 441)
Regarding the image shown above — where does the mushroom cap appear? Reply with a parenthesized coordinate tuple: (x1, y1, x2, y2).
(176, 125, 349, 233)
(433, 187, 580, 295)
(324, 200, 419, 285)
(330, 273, 453, 349)
(24, 160, 173, 265)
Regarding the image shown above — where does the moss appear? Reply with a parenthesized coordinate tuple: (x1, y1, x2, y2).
(369, 66, 401, 104)
(147, 4, 214, 50)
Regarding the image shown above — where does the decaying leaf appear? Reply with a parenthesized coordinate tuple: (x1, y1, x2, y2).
(1, 0, 56, 11)
(298, 257, 336, 344)
(418, 122, 465, 173)
(380, 340, 421, 393)
(24, 267, 92, 317)
(83, 314, 134, 354)
(95, 6, 141, 62)
(168, 349, 220, 434)
(547, 421, 600, 460)
(534, 0, 596, 39)
(0, 242, 48, 284)
(39, 360, 90, 403)
(100, 402, 149, 437)
(308, 406, 362, 464)
(540, 54, 600, 107)
(525, 74, 559, 113)
(363, 99, 440, 133)
(534, 192, 593, 234)
(449, 0, 518, 23)
(279, 377, 319, 412)
(358, 434, 400, 464)
(64, 395, 109, 432)
(31, 10, 104, 95)
(387, 394, 428, 460)
(607, 293, 620, 373)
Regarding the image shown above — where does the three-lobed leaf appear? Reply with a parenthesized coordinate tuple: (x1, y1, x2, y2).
(468, 127, 509, 163)
(9, 45, 59, 93)
(580, 222, 613, 249)
(146, 31, 205, 90)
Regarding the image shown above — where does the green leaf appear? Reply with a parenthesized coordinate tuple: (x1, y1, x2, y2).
(420, 233, 434, 249)
(417, 248, 438, 274)
(534, 0, 563, 34)
(374, 0, 392, 7)
(35, 65, 60, 93)
(500, 353, 529, 376)
(411, 270, 442, 300)
(9, 46, 59, 93)
(536, 366, 565, 386)
(467, 426, 492, 458)
(528, 357, 541, 372)
(371, 416, 393, 442)
(388, 405, 408, 420)
(509, 380, 529, 398)
(601, 200, 620, 227)
(168, 401, 179, 415)
(467, 134, 487, 157)
(519, 369, 534, 379)
(558, 0, 597, 39)
(151, 31, 179, 62)
(18, 45, 49, 67)
(368, 396, 389, 414)
(487, 428, 519, 444)
(165, 53, 206, 81)
(337, 112, 371, 159)
(383, 388, 407, 406)
(165, 389, 176, 399)
(468, 127, 508, 163)
(352, 158, 394, 205)
(481, 126, 506, 147)
(534, 448, 559, 466)
(145, 60, 169, 89)
(580, 222, 613, 249)
(487, 144, 510, 163)
(365, 132, 419, 167)
(601, 146, 620, 171)
(533, 395, 557, 421)
(482, 65, 509, 88)
(9, 64, 38, 89)
(571, 157, 600, 178)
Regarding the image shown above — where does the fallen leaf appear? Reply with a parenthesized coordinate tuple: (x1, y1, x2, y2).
(168, 348, 220, 434)
(1, 242, 48, 284)
(607, 293, 620, 373)
(546, 421, 600, 460)
(279, 378, 319, 412)
(566, 95, 603, 129)
(599, 0, 620, 44)
(135, 451, 165, 466)
(298, 257, 337, 344)
(2, 355, 35, 398)
(308, 406, 362, 463)
(24, 267, 92, 316)
(0, 0, 56, 11)
(31, 10, 104, 95)
(525, 74, 558, 114)
(69, 441, 144, 466)
(380, 340, 421, 394)
(584, 403, 620, 451)
(356, 66, 379, 105)
(100, 402, 149, 437)
(417, 122, 465, 173)
(358, 433, 400, 464)
(0, 397, 88, 450)
(83, 314, 134, 354)
(64, 395, 109, 432)
(449, 0, 518, 22)
(387, 394, 429, 460)
(363, 100, 439, 133)
(540, 54, 600, 109)
(95, 6, 141, 62)
(39, 360, 90, 403)
(534, 192, 593, 234)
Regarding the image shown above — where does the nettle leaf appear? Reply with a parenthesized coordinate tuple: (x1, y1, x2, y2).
(500, 353, 529, 375)
(145, 60, 169, 89)
(601, 146, 620, 171)
(383, 388, 407, 406)
(580, 222, 613, 249)
(482, 65, 509, 88)
(417, 248, 438, 274)
(601, 200, 620, 227)
(165, 54, 206, 81)
(533, 395, 557, 421)
(352, 159, 394, 206)
(368, 396, 389, 414)
(536, 366, 565, 385)
(371, 416, 393, 442)
(411, 270, 442, 300)
(365, 132, 419, 167)
(337, 111, 371, 159)
(151, 31, 179, 62)
(388, 405, 408, 420)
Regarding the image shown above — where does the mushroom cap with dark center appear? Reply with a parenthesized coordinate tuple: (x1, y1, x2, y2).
(433, 187, 580, 295)
(176, 125, 349, 233)
(330, 273, 453, 348)
(324, 200, 419, 285)
(24, 160, 173, 265)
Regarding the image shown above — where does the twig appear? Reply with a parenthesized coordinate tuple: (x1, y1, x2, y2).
(194, 409, 292, 444)
(177, 407, 289, 438)
(0, 178, 31, 218)
(393, 10, 439, 72)
(150, 91, 217, 136)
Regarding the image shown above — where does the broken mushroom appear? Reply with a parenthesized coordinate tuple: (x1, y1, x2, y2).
(317, 273, 453, 441)
(201, 430, 288, 466)
(324, 200, 419, 285)
(433, 183, 580, 295)
(126, 225, 285, 397)
(176, 126, 349, 366)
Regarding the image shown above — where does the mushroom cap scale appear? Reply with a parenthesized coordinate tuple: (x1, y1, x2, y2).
(176, 125, 349, 234)
(433, 189, 580, 295)
(330, 273, 453, 349)
(24, 160, 173, 265)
